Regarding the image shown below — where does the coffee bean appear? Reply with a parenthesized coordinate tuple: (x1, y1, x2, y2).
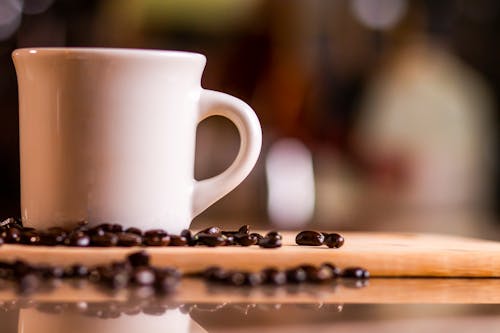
(125, 227, 143, 236)
(236, 234, 258, 246)
(226, 271, 246, 286)
(117, 233, 142, 247)
(65, 231, 90, 247)
(258, 237, 282, 248)
(71, 264, 89, 278)
(155, 272, 179, 294)
(324, 233, 344, 248)
(250, 233, 263, 241)
(144, 229, 168, 238)
(224, 234, 237, 246)
(13, 260, 33, 278)
(103, 270, 129, 290)
(132, 267, 155, 286)
(197, 234, 226, 247)
(127, 251, 150, 267)
(238, 225, 250, 234)
(4, 227, 21, 243)
(342, 267, 369, 279)
(295, 231, 325, 246)
(196, 226, 220, 236)
(262, 268, 286, 285)
(266, 231, 282, 240)
(180, 229, 196, 246)
(39, 265, 64, 279)
(143, 233, 170, 246)
(90, 232, 118, 247)
(168, 235, 187, 247)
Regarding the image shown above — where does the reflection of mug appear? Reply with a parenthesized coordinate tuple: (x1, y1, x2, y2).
(13, 48, 261, 233)
(18, 308, 202, 333)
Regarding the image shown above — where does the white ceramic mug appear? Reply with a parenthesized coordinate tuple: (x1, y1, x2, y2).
(12, 48, 261, 233)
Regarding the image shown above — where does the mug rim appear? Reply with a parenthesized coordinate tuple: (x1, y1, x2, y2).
(12, 47, 206, 61)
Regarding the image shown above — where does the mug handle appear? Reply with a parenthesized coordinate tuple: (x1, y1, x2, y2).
(192, 89, 262, 218)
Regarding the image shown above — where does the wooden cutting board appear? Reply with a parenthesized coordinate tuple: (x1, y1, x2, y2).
(0, 232, 499, 277)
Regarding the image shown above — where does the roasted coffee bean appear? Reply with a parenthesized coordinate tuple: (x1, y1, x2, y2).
(144, 229, 168, 238)
(238, 225, 250, 235)
(236, 234, 258, 246)
(38, 231, 64, 246)
(168, 235, 188, 247)
(285, 268, 308, 283)
(180, 229, 196, 246)
(69, 264, 89, 278)
(324, 233, 344, 248)
(224, 234, 237, 246)
(295, 231, 325, 246)
(103, 270, 129, 290)
(262, 268, 286, 285)
(132, 267, 155, 286)
(125, 227, 143, 236)
(90, 232, 118, 247)
(142, 233, 170, 246)
(266, 231, 282, 240)
(250, 233, 263, 241)
(65, 231, 90, 247)
(155, 272, 179, 294)
(4, 227, 21, 243)
(0, 217, 17, 228)
(203, 266, 227, 281)
(258, 237, 282, 248)
(342, 267, 369, 279)
(197, 234, 226, 247)
(300, 264, 332, 282)
(195, 226, 220, 236)
(127, 251, 150, 267)
(20, 230, 40, 245)
(226, 271, 246, 286)
(117, 233, 142, 247)
(13, 260, 33, 278)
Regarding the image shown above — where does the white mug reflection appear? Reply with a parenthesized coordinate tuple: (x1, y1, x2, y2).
(18, 308, 204, 333)
(266, 138, 315, 229)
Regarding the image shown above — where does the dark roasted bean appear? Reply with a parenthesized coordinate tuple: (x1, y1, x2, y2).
(236, 234, 258, 246)
(20, 230, 40, 245)
(13, 260, 33, 277)
(71, 264, 89, 278)
(180, 229, 196, 246)
(266, 231, 282, 240)
(39, 265, 64, 279)
(295, 231, 325, 246)
(238, 225, 250, 234)
(90, 232, 118, 247)
(127, 251, 150, 267)
(224, 234, 237, 246)
(117, 233, 142, 247)
(125, 227, 143, 236)
(4, 227, 21, 243)
(259, 237, 282, 248)
(300, 264, 332, 282)
(286, 268, 308, 283)
(250, 233, 263, 241)
(155, 272, 179, 294)
(132, 267, 155, 286)
(262, 268, 287, 285)
(342, 267, 369, 279)
(197, 234, 226, 247)
(142, 233, 170, 246)
(65, 231, 90, 247)
(324, 233, 344, 248)
(196, 226, 220, 236)
(144, 229, 168, 237)
(168, 235, 188, 246)
(103, 270, 129, 290)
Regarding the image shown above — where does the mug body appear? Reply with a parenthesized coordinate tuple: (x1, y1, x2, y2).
(13, 48, 206, 233)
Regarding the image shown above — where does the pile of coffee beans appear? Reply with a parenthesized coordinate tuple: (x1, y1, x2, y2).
(295, 231, 345, 248)
(0, 250, 180, 294)
(202, 264, 369, 287)
(0, 218, 282, 248)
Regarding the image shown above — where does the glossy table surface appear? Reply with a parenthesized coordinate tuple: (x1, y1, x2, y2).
(1, 277, 499, 333)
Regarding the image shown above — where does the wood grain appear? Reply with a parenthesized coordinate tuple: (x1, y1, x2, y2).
(0, 232, 499, 277)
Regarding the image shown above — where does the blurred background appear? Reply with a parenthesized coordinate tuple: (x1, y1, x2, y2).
(0, 0, 498, 238)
